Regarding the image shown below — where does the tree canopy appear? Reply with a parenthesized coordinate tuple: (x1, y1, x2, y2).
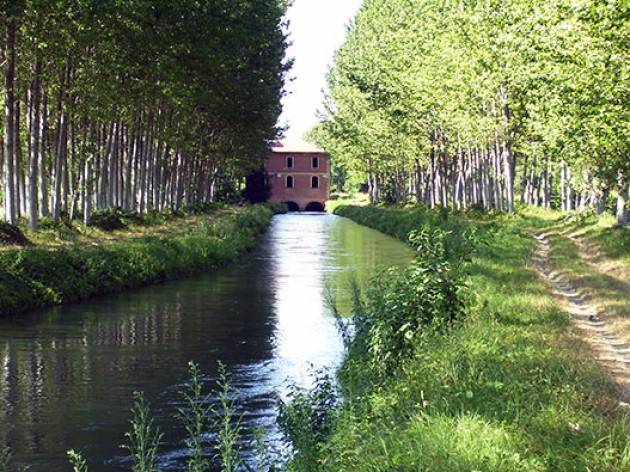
(313, 0, 629, 224)
(1, 0, 290, 229)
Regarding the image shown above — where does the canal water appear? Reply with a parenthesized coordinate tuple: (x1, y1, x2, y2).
(0, 213, 412, 470)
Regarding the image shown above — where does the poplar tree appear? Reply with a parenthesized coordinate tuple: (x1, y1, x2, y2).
(315, 0, 628, 225)
(0, 0, 290, 227)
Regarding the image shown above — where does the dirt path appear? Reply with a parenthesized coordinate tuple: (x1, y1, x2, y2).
(532, 233, 630, 405)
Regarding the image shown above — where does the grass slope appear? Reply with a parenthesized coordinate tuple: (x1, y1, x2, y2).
(319, 205, 630, 471)
(0, 205, 276, 316)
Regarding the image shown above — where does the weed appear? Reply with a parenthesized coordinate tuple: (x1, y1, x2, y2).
(178, 362, 212, 472)
(0, 447, 10, 472)
(121, 392, 163, 472)
(215, 363, 243, 472)
(67, 450, 89, 472)
(278, 369, 338, 471)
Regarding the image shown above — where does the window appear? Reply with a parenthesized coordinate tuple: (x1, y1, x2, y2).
(311, 176, 319, 189)
(312, 156, 319, 169)
(286, 156, 294, 169)
(286, 175, 294, 188)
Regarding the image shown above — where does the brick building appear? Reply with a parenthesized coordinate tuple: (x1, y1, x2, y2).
(266, 140, 330, 211)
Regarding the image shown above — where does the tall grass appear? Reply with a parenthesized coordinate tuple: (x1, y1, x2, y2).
(178, 362, 212, 472)
(214, 363, 244, 472)
(122, 392, 163, 472)
(278, 370, 338, 471)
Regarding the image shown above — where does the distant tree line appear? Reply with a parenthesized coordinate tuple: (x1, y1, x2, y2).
(0, 0, 289, 230)
(313, 0, 629, 226)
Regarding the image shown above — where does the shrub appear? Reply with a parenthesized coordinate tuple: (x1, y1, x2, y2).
(0, 222, 30, 246)
(89, 208, 127, 231)
(278, 370, 338, 471)
(356, 225, 469, 375)
(38, 216, 75, 232)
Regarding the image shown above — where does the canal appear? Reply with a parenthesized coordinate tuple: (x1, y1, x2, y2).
(0, 213, 412, 470)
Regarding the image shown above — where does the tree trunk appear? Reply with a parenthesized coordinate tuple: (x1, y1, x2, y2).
(27, 57, 41, 231)
(38, 94, 49, 217)
(3, 16, 17, 224)
(15, 96, 26, 217)
(560, 161, 567, 211)
(616, 171, 628, 227)
(597, 186, 608, 214)
(498, 86, 515, 213)
(83, 157, 93, 225)
(52, 109, 68, 220)
(502, 142, 514, 213)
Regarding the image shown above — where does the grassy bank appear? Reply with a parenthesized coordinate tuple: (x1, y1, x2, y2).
(287, 205, 629, 471)
(0, 205, 278, 316)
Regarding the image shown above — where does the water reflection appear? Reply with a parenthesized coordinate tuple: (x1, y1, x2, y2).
(0, 214, 411, 470)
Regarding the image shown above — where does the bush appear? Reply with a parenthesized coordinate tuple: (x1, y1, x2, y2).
(38, 216, 75, 232)
(350, 225, 471, 376)
(279, 370, 338, 471)
(0, 222, 30, 246)
(89, 208, 127, 231)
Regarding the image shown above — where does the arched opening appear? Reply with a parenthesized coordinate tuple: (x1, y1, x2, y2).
(284, 201, 300, 212)
(304, 201, 325, 212)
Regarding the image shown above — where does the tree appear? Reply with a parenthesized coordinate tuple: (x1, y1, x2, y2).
(314, 0, 629, 225)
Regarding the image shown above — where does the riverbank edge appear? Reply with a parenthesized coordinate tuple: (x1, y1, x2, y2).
(0, 204, 281, 317)
(318, 204, 629, 471)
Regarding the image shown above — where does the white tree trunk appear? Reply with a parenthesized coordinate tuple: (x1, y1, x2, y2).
(616, 171, 628, 227)
(3, 17, 17, 224)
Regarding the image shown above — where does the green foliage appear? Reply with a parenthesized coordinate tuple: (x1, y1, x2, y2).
(0, 447, 10, 472)
(314, 0, 629, 202)
(89, 209, 128, 231)
(0, 222, 30, 246)
(66, 450, 89, 472)
(38, 216, 75, 232)
(305, 205, 630, 471)
(121, 392, 163, 472)
(243, 170, 272, 204)
(357, 226, 470, 375)
(0, 205, 273, 316)
(178, 362, 212, 472)
(214, 363, 243, 472)
(278, 370, 338, 472)
(263, 202, 289, 215)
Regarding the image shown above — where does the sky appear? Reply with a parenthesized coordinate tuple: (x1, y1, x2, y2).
(278, 0, 363, 141)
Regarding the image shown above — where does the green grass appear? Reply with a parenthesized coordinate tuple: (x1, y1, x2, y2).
(325, 192, 370, 214)
(0, 205, 277, 316)
(310, 205, 630, 471)
(512, 205, 630, 265)
(513, 205, 630, 345)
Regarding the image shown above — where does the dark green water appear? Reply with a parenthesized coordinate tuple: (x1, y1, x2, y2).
(0, 213, 412, 470)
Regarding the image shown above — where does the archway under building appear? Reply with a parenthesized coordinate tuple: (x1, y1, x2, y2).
(304, 201, 325, 212)
(284, 201, 300, 212)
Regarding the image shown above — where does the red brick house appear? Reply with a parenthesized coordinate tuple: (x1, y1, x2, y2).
(266, 140, 330, 211)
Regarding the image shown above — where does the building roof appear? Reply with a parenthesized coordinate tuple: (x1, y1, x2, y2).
(270, 139, 325, 154)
